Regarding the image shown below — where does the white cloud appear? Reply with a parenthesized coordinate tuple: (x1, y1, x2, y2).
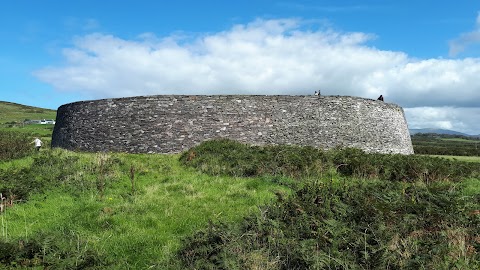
(34, 18, 480, 134)
(449, 12, 480, 57)
(405, 107, 480, 135)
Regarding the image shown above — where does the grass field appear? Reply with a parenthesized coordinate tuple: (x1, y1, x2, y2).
(1, 147, 477, 269)
(0, 101, 56, 124)
(0, 124, 55, 140)
(441, 137, 480, 143)
(412, 133, 480, 156)
(1, 150, 290, 268)
(425, 154, 480, 162)
(0, 100, 66, 161)
(0, 101, 56, 141)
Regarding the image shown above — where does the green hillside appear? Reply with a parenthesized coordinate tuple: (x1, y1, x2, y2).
(0, 101, 56, 124)
(0, 101, 57, 139)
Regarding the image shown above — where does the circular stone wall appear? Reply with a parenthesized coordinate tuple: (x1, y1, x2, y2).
(51, 95, 414, 154)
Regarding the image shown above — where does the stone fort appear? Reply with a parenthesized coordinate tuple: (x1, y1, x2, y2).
(51, 95, 414, 155)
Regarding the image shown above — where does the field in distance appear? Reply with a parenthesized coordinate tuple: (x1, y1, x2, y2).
(0, 101, 57, 138)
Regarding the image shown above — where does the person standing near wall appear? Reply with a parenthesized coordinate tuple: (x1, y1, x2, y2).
(32, 137, 43, 151)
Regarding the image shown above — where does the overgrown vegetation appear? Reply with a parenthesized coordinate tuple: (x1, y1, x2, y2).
(0, 131, 32, 161)
(0, 232, 107, 268)
(0, 147, 286, 268)
(177, 139, 480, 269)
(0, 150, 120, 202)
(180, 139, 480, 182)
(178, 180, 479, 269)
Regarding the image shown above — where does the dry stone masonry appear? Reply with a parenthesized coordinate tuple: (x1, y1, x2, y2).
(51, 95, 414, 154)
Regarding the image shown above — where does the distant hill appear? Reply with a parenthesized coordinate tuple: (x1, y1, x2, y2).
(409, 128, 478, 137)
(0, 101, 56, 124)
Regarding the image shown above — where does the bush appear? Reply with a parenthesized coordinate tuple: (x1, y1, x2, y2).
(177, 180, 480, 269)
(180, 139, 480, 182)
(180, 139, 329, 178)
(0, 232, 108, 268)
(0, 150, 122, 203)
(0, 131, 32, 161)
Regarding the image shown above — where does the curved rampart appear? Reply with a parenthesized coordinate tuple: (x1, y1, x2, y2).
(51, 95, 414, 154)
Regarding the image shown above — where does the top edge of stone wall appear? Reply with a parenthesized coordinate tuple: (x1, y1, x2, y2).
(57, 94, 402, 109)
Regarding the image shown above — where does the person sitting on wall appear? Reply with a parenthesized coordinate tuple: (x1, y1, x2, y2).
(377, 95, 384, 101)
(314, 90, 321, 96)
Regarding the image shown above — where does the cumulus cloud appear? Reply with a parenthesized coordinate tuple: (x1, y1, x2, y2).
(449, 12, 480, 57)
(405, 107, 480, 135)
(34, 18, 480, 134)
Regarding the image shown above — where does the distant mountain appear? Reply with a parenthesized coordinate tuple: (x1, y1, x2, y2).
(409, 128, 473, 136)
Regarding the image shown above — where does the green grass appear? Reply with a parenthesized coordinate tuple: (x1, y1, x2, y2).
(425, 154, 480, 163)
(2, 140, 478, 268)
(0, 101, 56, 142)
(412, 133, 480, 156)
(441, 138, 480, 143)
(0, 101, 56, 124)
(1, 150, 289, 268)
(0, 124, 55, 139)
(178, 178, 479, 269)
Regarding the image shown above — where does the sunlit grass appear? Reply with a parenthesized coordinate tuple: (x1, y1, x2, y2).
(440, 137, 479, 143)
(424, 154, 480, 163)
(0, 101, 56, 123)
(1, 151, 289, 268)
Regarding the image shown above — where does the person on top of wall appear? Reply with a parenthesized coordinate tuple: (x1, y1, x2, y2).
(377, 95, 384, 101)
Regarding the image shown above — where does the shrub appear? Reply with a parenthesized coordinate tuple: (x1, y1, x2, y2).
(177, 180, 480, 269)
(0, 131, 32, 161)
(0, 232, 107, 268)
(180, 139, 330, 178)
(0, 150, 122, 203)
(180, 139, 480, 182)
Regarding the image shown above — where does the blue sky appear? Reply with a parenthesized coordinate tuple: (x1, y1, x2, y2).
(1, 0, 480, 134)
